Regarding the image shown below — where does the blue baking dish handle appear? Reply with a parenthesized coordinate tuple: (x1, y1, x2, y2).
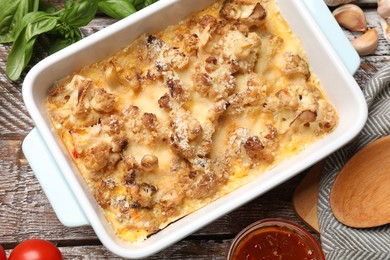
(22, 0, 360, 229)
(22, 128, 89, 227)
(302, 0, 360, 75)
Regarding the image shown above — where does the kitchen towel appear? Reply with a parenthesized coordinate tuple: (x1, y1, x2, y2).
(318, 64, 390, 259)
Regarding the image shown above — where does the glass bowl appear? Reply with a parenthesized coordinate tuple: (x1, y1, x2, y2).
(227, 218, 325, 260)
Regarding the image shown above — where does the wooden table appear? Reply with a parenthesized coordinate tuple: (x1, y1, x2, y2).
(0, 0, 384, 258)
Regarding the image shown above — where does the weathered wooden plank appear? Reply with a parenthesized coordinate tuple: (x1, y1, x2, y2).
(0, 140, 98, 243)
(0, 92, 34, 136)
(354, 56, 390, 88)
(328, 0, 377, 9)
(0, 44, 21, 94)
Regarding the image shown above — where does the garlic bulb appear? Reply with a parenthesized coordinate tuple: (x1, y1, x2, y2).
(324, 0, 354, 7)
(351, 29, 379, 56)
(333, 4, 367, 32)
(378, 0, 390, 19)
(380, 17, 390, 44)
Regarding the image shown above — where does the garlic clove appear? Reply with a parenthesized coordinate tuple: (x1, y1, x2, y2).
(351, 28, 379, 56)
(380, 17, 390, 44)
(378, 0, 390, 19)
(324, 0, 354, 7)
(333, 4, 367, 32)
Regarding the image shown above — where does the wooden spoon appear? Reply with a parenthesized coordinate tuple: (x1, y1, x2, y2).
(293, 160, 325, 234)
(330, 135, 390, 228)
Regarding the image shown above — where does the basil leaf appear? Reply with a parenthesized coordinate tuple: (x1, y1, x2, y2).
(6, 13, 58, 80)
(39, 1, 61, 14)
(0, 1, 21, 42)
(129, 0, 158, 10)
(128, 0, 144, 10)
(65, 0, 75, 10)
(6, 30, 37, 81)
(48, 35, 80, 54)
(47, 25, 82, 54)
(22, 12, 58, 39)
(61, 0, 98, 27)
(0, 0, 39, 43)
(143, 0, 158, 8)
(98, 0, 136, 20)
(23, 36, 38, 71)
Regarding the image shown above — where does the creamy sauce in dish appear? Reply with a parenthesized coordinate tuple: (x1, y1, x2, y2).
(46, 0, 338, 242)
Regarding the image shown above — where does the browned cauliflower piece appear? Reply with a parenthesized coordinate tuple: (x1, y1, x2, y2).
(101, 115, 124, 135)
(111, 135, 128, 153)
(222, 30, 261, 72)
(105, 61, 123, 88)
(198, 14, 219, 48)
(90, 88, 116, 113)
(47, 81, 74, 107)
(127, 183, 157, 209)
(220, 0, 266, 27)
(169, 110, 202, 159)
(95, 179, 117, 209)
(283, 52, 311, 79)
(159, 186, 184, 217)
(183, 33, 199, 56)
(163, 47, 189, 70)
(193, 71, 214, 97)
(316, 100, 338, 131)
(146, 35, 189, 70)
(275, 88, 300, 110)
(71, 75, 94, 119)
(244, 136, 264, 159)
(290, 110, 317, 127)
(84, 142, 110, 171)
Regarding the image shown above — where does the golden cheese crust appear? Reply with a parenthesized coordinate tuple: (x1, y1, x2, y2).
(46, 0, 338, 242)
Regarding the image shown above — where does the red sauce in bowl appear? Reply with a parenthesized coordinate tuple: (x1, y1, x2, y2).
(227, 219, 324, 260)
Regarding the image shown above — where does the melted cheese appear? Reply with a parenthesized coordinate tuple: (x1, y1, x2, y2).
(46, 0, 338, 243)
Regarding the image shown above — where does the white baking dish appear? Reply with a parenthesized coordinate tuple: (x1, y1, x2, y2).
(22, 0, 367, 258)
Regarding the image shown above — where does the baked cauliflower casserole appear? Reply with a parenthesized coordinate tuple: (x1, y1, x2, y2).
(46, 0, 338, 242)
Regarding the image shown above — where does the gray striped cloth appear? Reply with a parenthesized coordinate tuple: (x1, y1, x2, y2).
(319, 64, 390, 259)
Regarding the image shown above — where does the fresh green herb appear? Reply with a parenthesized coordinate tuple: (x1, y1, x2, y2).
(46, 24, 82, 54)
(0, 0, 39, 43)
(44, 0, 98, 55)
(121, 0, 158, 12)
(6, 12, 59, 80)
(130, 0, 146, 10)
(61, 0, 98, 27)
(38, 1, 60, 14)
(98, 0, 136, 20)
(142, 0, 159, 8)
(2, 0, 159, 81)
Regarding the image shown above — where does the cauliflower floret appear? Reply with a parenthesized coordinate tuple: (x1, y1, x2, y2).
(222, 30, 261, 72)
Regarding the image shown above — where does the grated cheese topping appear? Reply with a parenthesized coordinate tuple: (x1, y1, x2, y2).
(46, 0, 338, 243)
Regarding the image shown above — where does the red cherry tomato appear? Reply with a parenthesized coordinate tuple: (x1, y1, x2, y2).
(9, 239, 62, 260)
(0, 244, 6, 260)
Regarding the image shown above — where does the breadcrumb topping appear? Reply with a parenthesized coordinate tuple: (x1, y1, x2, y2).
(46, 0, 338, 243)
